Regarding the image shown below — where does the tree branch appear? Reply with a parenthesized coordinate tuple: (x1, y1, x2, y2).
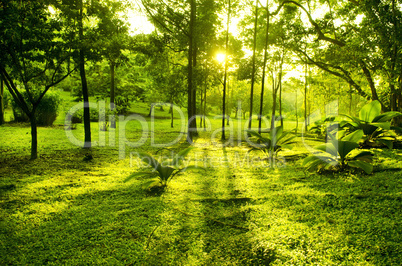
(271, 1, 346, 47)
(295, 48, 370, 100)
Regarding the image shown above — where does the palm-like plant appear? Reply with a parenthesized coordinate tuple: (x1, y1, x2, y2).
(303, 130, 374, 174)
(125, 147, 203, 192)
(246, 126, 296, 164)
(340, 100, 402, 148)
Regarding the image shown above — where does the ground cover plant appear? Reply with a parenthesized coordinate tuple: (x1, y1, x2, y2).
(1, 103, 402, 264)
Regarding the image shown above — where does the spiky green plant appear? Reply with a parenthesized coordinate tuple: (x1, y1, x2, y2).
(246, 126, 296, 165)
(125, 147, 203, 192)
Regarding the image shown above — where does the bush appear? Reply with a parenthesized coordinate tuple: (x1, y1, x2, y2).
(114, 95, 131, 115)
(11, 90, 61, 126)
(66, 104, 112, 124)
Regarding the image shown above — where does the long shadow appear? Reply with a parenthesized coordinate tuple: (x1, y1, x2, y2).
(1, 181, 166, 264)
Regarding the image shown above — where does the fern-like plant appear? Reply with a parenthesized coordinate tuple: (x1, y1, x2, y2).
(125, 147, 203, 192)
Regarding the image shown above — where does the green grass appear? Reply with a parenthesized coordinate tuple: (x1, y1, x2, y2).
(1, 96, 402, 265)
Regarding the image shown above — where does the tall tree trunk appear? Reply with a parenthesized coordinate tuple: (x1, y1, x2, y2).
(304, 58, 308, 132)
(271, 76, 277, 131)
(110, 61, 116, 128)
(349, 84, 353, 116)
(192, 14, 198, 136)
(148, 103, 154, 117)
(79, 0, 91, 148)
(279, 63, 283, 127)
(0, 75, 4, 125)
(171, 103, 174, 128)
(222, 0, 230, 140)
(200, 86, 203, 128)
(295, 89, 298, 135)
(258, 1, 269, 134)
(203, 85, 207, 130)
(187, 0, 197, 142)
(29, 113, 38, 160)
(227, 77, 230, 126)
(248, 0, 259, 130)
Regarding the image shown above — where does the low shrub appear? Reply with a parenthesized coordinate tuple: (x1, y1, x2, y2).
(11, 90, 61, 126)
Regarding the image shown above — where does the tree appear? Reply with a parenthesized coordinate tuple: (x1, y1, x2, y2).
(0, 0, 74, 159)
(140, 0, 219, 142)
(258, 0, 270, 134)
(94, 0, 131, 128)
(273, 0, 402, 125)
(221, 0, 231, 140)
(78, 0, 91, 148)
(248, 0, 259, 130)
(54, 0, 112, 148)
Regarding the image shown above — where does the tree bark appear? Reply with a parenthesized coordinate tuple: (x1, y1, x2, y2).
(203, 85, 207, 130)
(279, 68, 283, 128)
(271, 76, 278, 131)
(200, 86, 203, 128)
(148, 103, 154, 117)
(187, 0, 197, 142)
(222, 0, 231, 140)
(304, 58, 308, 132)
(258, 2, 269, 134)
(295, 88, 298, 135)
(171, 103, 174, 128)
(79, 0, 91, 148)
(248, 0, 259, 130)
(29, 113, 38, 160)
(110, 61, 116, 128)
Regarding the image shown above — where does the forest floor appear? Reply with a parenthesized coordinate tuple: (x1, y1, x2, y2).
(1, 97, 402, 265)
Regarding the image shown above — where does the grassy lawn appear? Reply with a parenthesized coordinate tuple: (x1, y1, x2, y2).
(1, 98, 402, 265)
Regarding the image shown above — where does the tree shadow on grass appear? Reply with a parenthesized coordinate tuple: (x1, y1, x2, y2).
(0, 185, 166, 265)
(139, 146, 277, 265)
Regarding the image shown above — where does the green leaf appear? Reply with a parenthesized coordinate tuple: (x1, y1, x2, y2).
(337, 141, 359, 161)
(171, 147, 193, 166)
(137, 152, 160, 170)
(359, 100, 381, 122)
(340, 114, 362, 125)
(348, 160, 373, 174)
(305, 156, 333, 172)
(351, 151, 373, 162)
(372, 111, 402, 122)
(158, 166, 175, 181)
(341, 129, 363, 142)
(271, 126, 283, 143)
(370, 122, 391, 130)
(303, 155, 319, 166)
(316, 143, 338, 157)
(124, 171, 157, 182)
(177, 165, 206, 173)
(377, 139, 393, 149)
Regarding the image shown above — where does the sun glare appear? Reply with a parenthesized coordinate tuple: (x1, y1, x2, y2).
(216, 53, 226, 63)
